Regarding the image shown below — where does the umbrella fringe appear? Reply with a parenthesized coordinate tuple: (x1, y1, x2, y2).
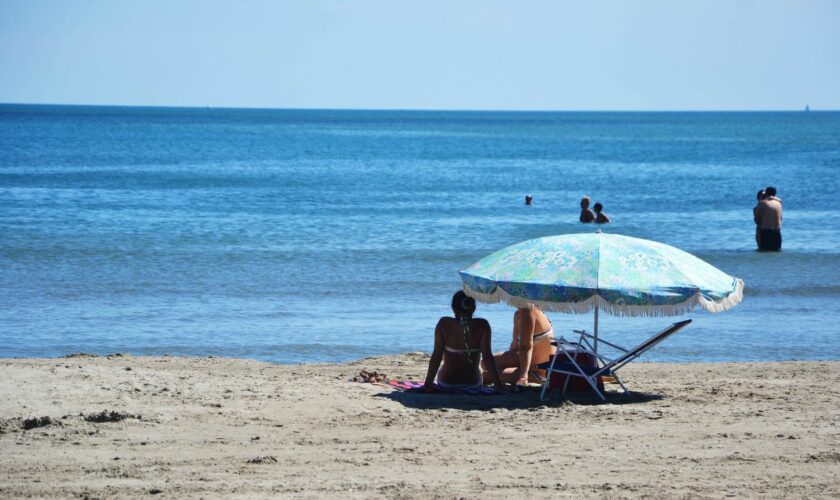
(599, 298, 699, 318)
(697, 278, 745, 314)
(463, 277, 745, 317)
(462, 286, 600, 314)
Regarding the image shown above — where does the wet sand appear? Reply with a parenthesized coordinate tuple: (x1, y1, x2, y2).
(1, 354, 838, 498)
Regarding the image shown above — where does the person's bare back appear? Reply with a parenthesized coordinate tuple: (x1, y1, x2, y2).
(594, 202, 610, 223)
(485, 307, 556, 386)
(756, 197, 782, 230)
(424, 292, 503, 390)
(755, 186, 783, 251)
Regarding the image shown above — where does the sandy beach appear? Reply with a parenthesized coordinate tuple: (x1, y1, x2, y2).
(1, 354, 838, 499)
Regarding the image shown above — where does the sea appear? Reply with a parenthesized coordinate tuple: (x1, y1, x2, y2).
(1, 105, 839, 364)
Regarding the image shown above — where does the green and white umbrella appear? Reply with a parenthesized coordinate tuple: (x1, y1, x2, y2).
(460, 232, 744, 346)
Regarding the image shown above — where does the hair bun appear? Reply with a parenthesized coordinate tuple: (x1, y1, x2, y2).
(451, 290, 476, 314)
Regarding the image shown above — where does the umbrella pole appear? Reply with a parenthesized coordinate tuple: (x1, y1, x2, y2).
(593, 298, 599, 354)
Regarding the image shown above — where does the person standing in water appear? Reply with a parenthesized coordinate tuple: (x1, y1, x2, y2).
(755, 186, 783, 251)
(753, 189, 766, 249)
(579, 196, 595, 223)
(594, 202, 611, 224)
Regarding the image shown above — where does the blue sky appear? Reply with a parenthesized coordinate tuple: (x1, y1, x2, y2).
(1, 0, 838, 110)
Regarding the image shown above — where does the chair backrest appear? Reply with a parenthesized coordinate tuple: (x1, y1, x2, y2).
(604, 319, 692, 373)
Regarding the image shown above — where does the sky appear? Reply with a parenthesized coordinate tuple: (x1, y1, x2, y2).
(1, 0, 838, 111)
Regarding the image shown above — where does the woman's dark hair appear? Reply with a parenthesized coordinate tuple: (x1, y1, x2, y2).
(765, 186, 777, 197)
(451, 291, 476, 315)
(756, 189, 766, 201)
(452, 291, 477, 362)
(593, 202, 603, 212)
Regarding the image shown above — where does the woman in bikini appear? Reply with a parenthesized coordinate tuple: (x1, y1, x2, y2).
(483, 306, 555, 387)
(423, 291, 504, 391)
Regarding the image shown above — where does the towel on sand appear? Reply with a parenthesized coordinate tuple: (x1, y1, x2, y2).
(386, 379, 499, 395)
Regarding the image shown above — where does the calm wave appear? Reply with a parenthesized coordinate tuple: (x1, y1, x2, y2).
(1, 105, 839, 363)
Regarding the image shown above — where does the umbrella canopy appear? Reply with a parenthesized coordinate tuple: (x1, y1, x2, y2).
(460, 232, 744, 317)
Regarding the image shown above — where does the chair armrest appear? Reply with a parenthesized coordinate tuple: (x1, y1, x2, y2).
(536, 360, 613, 377)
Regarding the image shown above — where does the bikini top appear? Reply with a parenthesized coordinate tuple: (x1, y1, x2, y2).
(444, 345, 481, 354)
(533, 326, 554, 341)
(518, 321, 554, 347)
(445, 316, 482, 355)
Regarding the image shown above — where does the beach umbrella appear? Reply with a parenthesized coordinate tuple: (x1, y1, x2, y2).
(459, 232, 744, 350)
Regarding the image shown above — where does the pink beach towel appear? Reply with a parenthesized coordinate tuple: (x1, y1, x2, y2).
(386, 379, 499, 395)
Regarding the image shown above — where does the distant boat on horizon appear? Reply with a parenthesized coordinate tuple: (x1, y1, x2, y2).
(805, 104, 810, 112)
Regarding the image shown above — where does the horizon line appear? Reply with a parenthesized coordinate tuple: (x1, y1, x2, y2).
(0, 101, 834, 113)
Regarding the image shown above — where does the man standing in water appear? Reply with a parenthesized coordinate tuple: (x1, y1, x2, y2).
(755, 186, 783, 251)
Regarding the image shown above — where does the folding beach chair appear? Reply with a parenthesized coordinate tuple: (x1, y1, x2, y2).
(538, 319, 692, 402)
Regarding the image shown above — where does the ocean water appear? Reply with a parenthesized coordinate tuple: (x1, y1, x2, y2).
(1, 105, 839, 364)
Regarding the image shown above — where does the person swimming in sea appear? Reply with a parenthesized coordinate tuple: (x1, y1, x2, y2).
(594, 202, 610, 223)
(580, 196, 596, 223)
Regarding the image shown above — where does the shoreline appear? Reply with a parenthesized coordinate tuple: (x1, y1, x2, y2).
(1, 353, 838, 498)
(5, 351, 840, 365)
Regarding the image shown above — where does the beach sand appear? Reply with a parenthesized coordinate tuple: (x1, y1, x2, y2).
(1, 354, 838, 499)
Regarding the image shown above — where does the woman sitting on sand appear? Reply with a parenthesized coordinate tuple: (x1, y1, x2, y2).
(483, 306, 555, 388)
(423, 291, 504, 391)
